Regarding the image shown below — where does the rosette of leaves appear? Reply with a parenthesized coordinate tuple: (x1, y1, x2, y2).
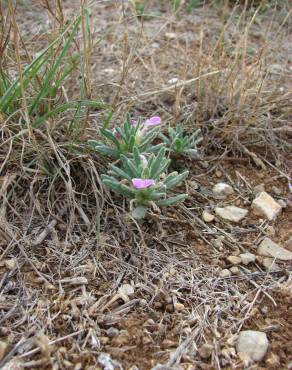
(101, 147, 189, 219)
(160, 125, 202, 157)
(88, 114, 163, 159)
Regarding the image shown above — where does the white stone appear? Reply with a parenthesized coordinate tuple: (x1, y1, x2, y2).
(230, 266, 240, 275)
(227, 256, 242, 265)
(212, 183, 234, 196)
(198, 343, 213, 359)
(253, 184, 265, 196)
(220, 269, 231, 278)
(167, 78, 182, 84)
(165, 32, 176, 40)
(239, 253, 256, 265)
(215, 206, 248, 223)
(261, 257, 279, 271)
(202, 210, 215, 222)
(118, 284, 134, 296)
(252, 192, 282, 220)
(258, 238, 292, 261)
(278, 199, 287, 208)
(4, 258, 16, 270)
(237, 330, 269, 363)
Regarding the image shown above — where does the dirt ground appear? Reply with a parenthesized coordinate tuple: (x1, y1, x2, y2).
(0, 1, 292, 369)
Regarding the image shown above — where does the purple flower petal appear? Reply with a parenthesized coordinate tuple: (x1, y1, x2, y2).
(144, 116, 161, 127)
(130, 119, 138, 126)
(132, 178, 155, 189)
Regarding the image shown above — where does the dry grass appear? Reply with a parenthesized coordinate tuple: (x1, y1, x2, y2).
(0, 0, 291, 369)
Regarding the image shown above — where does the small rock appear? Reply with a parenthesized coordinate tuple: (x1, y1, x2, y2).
(111, 331, 129, 347)
(103, 68, 115, 75)
(266, 226, 276, 236)
(198, 343, 213, 359)
(253, 184, 265, 196)
(215, 170, 223, 178)
(0, 340, 8, 360)
(261, 257, 279, 271)
(215, 206, 248, 223)
(4, 258, 17, 270)
(189, 180, 199, 190)
(252, 192, 282, 220)
(165, 32, 176, 40)
(258, 237, 292, 261)
(272, 186, 282, 196)
(174, 302, 185, 312)
(230, 266, 240, 275)
(214, 238, 224, 249)
(220, 269, 231, 278)
(227, 256, 242, 265)
(237, 330, 269, 363)
(201, 161, 209, 169)
(278, 199, 287, 208)
(212, 183, 234, 196)
(202, 210, 215, 222)
(239, 253, 256, 265)
(270, 63, 283, 74)
(106, 327, 119, 338)
(118, 284, 134, 296)
(162, 339, 176, 349)
(167, 78, 182, 84)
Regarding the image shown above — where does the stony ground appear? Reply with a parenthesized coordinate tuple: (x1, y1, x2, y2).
(0, 1, 291, 369)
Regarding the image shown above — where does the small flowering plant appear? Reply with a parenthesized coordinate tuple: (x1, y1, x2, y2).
(101, 147, 189, 219)
(160, 125, 202, 157)
(88, 114, 163, 159)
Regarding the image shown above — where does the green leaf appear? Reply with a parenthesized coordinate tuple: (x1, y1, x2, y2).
(165, 170, 189, 189)
(100, 128, 121, 149)
(108, 164, 132, 181)
(149, 147, 167, 179)
(120, 155, 140, 178)
(28, 16, 82, 115)
(156, 193, 188, 206)
(132, 206, 148, 219)
(32, 100, 104, 128)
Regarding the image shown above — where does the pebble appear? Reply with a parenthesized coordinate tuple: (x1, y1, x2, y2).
(165, 32, 177, 40)
(230, 266, 240, 275)
(237, 330, 269, 363)
(198, 343, 213, 359)
(278, 199, 287, 208)
(167, 78, 182, 84)
(0, 340, 8, 360)
(106, 327, 119, 338)
(162, 339, 176, 349)
(4, 258, 17, 270)
(174, 302, 185, 312)
(253, 184, 265, 196)
(202, 210, 215, 222)
(261, 257, 279, 271)
(111, 331, 129, 347)
(220, 269, 231, 278)
(215, 170, 223, 178)
(272, 186, 282, 196)
(118, 284, 134, 296)
(258, 237, 292, 261)
(215, 206, 248, 223)
(252, 191, 282, 220)
(266, 226, 276, 236)
(201, 161, 209, 169)
(239, 252, 256, 265)
(227, 256, 242, 265)
(212, 183, 234, 196)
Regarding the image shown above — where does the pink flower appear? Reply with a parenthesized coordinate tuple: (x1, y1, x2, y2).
(132, 178, 155, 189)
(130, 119, 138, 126)
(144, 116, 161, 127)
